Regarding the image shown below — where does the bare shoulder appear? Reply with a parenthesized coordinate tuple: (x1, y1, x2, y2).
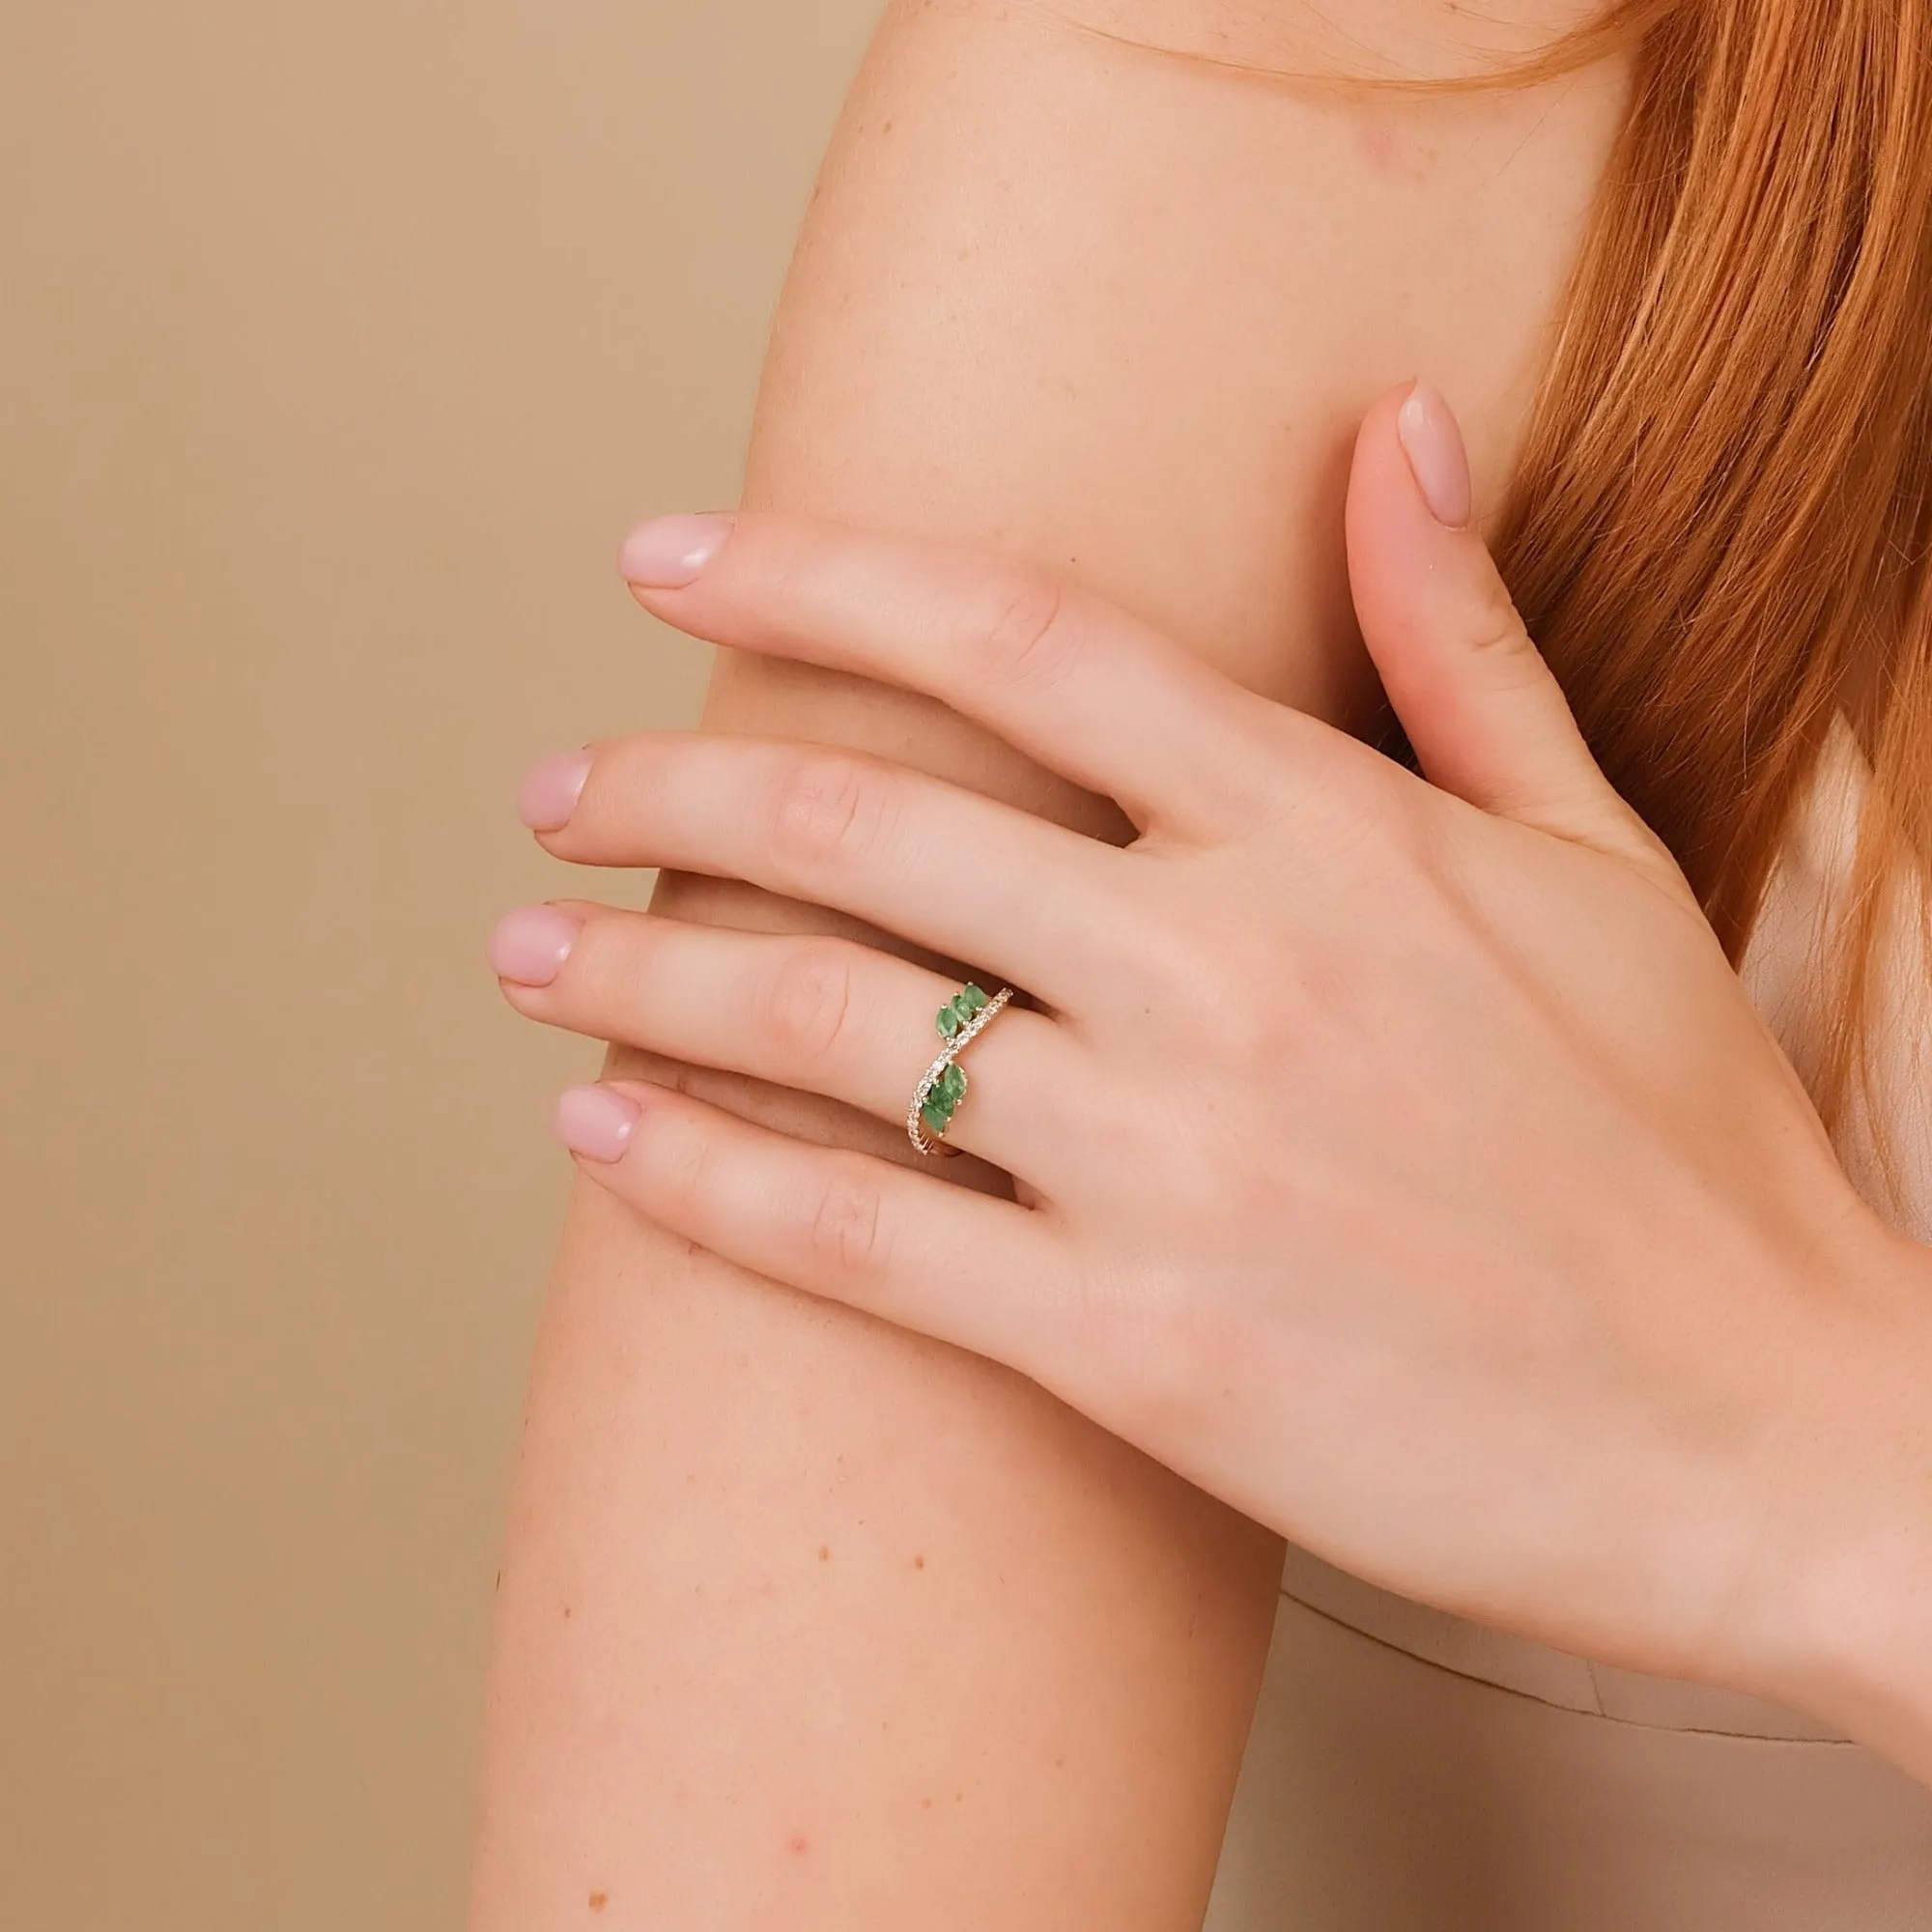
(999, 0, 1615, 77)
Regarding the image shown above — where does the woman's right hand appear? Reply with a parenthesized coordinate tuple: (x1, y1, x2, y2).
(495, 384, 1932, 1776)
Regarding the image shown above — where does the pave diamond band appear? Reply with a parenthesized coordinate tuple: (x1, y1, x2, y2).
(906, 982, 1013, 1156)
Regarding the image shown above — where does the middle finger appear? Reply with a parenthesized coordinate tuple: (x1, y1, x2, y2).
(528, 732, 1141, 1011)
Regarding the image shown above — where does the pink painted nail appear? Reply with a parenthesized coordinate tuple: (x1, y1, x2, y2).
(1396, 379, 1473, 529)
(618, 513, 733, 588)
(519, 750, 593, 832)
(554, 1084, 641, 1163)
(489, 905, 582, 986)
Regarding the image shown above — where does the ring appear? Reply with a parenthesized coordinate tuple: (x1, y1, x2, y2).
(906, 981, 1014, 1156)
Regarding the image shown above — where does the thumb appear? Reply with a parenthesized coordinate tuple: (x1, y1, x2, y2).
(1346, 379, 1658, 866)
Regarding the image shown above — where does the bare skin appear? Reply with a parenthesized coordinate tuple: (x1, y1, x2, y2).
(469, 4, 1634, 1925)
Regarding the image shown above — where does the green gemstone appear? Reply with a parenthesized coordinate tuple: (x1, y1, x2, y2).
(938, 1063, 967, 1102)
(921, 1100, 952, 1136)
(962, 982, 989, 1011)
(936, 1005, 962, 1038)
(949, 993, 977, 1026)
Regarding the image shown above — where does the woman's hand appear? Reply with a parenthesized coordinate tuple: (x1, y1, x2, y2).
(493, 382, 1932, 1764)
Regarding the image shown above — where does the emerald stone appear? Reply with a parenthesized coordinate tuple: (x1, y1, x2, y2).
(936, 1005, 962, 1038)
(962, 983, 989, 1011)
(938, 1063, 967, 1102)
(921, 1100, 952, 1136)
(949, 993, 977, 1025)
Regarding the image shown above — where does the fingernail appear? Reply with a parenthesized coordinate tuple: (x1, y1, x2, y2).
(553, 1084, 641, 1163)
(489, 905, 582, 986)
(519, 750, 593, 832)
(618, 513, 734, 588)
(1396, 379, 1473, 529)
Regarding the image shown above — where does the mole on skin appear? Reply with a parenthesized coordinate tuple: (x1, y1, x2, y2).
(587, 1891, 608, 1914)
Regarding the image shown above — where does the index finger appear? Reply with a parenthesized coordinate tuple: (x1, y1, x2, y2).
(617, 512, 1300, 840)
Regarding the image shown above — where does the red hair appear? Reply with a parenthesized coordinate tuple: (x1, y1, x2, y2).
(1496, 0, 1932, 1165)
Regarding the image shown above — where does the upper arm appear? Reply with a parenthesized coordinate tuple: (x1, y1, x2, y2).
(737, 0, 1630, 728)
(470, 6, 1632, 1928)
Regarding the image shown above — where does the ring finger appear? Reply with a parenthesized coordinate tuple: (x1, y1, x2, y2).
(489, 901, 1087, 1181)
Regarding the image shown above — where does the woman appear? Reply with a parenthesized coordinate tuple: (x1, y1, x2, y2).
(472, 1, 1932, 1925)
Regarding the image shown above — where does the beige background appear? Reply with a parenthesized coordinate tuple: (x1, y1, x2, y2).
(0, 4, 877, 1924)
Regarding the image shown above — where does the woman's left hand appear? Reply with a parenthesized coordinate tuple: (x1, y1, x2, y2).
(493, 383, 1932, 1752)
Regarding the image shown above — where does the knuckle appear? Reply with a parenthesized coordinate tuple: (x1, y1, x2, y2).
(1361, 772, 1442, 872)
(1464, 573, 1538, 667)
(561, 913, 634, 1007)
(805, 1163, 890, 1275)
(768, 753, 886, 877)
(1121, 923, 1206, 1028)
(1183, 981, 1282, 1069)
(955, 568, 1074, 690)
(759, 942, 857, 1068)
(1296, 744, 1434, 872)
(1214, 706, 1303, 818)
(649, 1107, 713, 1210)
(1120, 908, 1243, 1037)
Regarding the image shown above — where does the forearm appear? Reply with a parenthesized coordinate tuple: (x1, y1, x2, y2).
(471, 2, 1633, 1924)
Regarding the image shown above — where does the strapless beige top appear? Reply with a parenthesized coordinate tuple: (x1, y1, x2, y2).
(1206, 723, 1932, 1928)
